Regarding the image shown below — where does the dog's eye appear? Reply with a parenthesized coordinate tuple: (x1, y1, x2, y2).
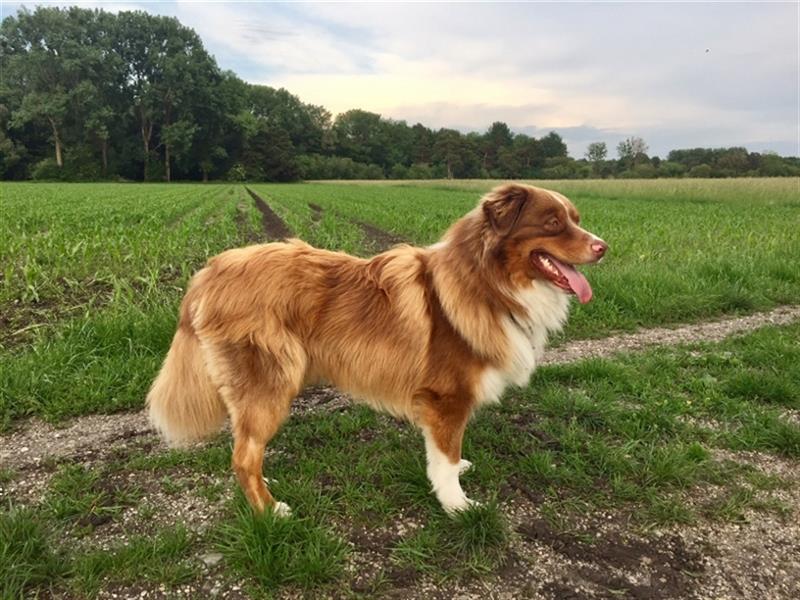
(547, 218, 560, 229)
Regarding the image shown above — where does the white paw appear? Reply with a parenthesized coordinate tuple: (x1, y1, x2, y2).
(458, 459, 473, 475)
(442, 496, 480, 515)
(271, 501, 292, 518)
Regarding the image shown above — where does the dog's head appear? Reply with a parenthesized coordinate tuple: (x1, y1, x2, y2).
(480, 183, 607, 303)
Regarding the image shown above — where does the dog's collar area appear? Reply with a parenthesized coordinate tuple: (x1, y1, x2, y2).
(509, 311, 534, 340)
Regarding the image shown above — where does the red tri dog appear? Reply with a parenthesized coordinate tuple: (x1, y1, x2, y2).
(147, 183, 607, 515)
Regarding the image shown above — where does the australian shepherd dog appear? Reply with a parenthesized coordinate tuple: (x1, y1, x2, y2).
(147, 183, 607, 516)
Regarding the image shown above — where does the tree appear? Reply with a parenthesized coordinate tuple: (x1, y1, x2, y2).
(585, 141, 607, 177)
(432, 129, 463, 179)
(585, 141, 607, 163)
(1, 7, 94, 168)
(410, 123, 435, 164)
(510, 134, 539, 176)
(617, 136, 649, 167)
(539, 131, 568, 159)
(114, 11, 218, 181)
(482, 121, 513, 173)
(332, 109, 389, 168)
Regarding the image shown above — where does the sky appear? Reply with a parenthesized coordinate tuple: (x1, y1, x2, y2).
(3, 1, 798, 158)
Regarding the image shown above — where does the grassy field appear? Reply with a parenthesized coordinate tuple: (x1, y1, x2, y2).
(1, 178, 799, 598)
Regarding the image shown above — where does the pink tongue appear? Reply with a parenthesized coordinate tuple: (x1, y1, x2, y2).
(550, 256, 593, 304)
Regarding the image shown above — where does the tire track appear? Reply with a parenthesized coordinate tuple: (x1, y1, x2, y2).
(244, 187, 292, 240)
(305, 200, 406, 252)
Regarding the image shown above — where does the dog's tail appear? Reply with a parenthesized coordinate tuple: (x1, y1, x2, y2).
(147, 296, 227, 447)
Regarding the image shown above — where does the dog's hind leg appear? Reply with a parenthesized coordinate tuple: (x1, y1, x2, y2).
(208, 339, 305, 515)
(416, 393, 475, 514)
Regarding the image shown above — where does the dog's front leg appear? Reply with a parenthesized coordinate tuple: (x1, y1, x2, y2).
(420, 405, 475, 513)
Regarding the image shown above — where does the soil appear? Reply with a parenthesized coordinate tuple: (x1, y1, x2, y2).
(244, 188, 292, 240)
(2, 306, 799, 599)
(308, 202, 324, 223)
(354, 219, 407, 253)
(233, 200, 264, 244)
(305, 200, 406, 252)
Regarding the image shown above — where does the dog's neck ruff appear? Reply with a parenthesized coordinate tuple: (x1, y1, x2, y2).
(476, 281, 570, 405)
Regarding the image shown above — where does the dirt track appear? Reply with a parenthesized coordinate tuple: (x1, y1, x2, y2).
(244, 187, 292, 239)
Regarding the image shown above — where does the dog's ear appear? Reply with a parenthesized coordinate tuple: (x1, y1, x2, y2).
(482, 184, 529, 236)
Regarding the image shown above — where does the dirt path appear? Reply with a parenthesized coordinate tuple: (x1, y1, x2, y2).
(541, 304, 800, 365)
(244, 187, 292, 239)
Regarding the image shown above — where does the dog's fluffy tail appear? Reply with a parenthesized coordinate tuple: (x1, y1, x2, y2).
(147, 318, 227, 447)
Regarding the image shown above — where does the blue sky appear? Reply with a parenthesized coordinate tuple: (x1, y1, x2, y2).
(3, 1, 798, 157)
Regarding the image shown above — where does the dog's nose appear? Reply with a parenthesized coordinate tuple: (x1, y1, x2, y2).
(591, 240, 608, 257)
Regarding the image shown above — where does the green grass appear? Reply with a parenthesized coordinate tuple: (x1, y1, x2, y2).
(44, 463, 139, 528)
(0, 183, 260, 427)
(216, 492, 348, 593)
(391, 501, 508, 579)
(68, 527, 198, 596)
(0, 506, 66, 599)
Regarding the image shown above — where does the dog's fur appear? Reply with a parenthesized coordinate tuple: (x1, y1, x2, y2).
(147, 183, 606, 515)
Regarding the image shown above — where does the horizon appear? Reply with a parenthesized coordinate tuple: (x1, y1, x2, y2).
(2, 1, 798, 158)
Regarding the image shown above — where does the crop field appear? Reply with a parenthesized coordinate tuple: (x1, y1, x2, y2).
(1, 178, 799, 599)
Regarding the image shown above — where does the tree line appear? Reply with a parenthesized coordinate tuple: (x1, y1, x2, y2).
(2, 6, 798, 182)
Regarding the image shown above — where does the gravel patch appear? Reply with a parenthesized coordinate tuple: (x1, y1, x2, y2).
(541, 305, 800, 365)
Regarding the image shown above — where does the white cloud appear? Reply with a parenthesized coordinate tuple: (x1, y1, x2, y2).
(172, 1, 368, 74)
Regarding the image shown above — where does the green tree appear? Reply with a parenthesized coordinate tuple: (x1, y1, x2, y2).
(539, 131, 568, 160)
(482, 121, 513, 173)
(617, 136, 649, 169)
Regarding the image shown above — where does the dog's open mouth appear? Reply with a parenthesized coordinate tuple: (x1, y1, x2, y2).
(530, 252, 593, 304)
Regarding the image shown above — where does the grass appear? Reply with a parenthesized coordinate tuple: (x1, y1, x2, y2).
(0, 183, 259, 427)
(391, 501, 508, 579)
(44, 463, 139, 527)
(216, 492, 348, 593)
(0, 506, 65, 599)
(68, 527, 198, 596)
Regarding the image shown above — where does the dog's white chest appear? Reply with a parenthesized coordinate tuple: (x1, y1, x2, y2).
(476, 284, 570, 404)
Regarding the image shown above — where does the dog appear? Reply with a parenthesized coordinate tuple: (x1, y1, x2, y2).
(147, 183, 607, 516)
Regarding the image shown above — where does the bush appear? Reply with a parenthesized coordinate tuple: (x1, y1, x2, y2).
(31, 158, 63, 181)
(407, 163, 434, 179)
(296, 154, 385, 180)
(688, 164, 713, 178)
(658, 161, 686, 177)
(226, 163, 247, 181)
(389, 163, 409, 179)
(31, 148, 104, 181)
